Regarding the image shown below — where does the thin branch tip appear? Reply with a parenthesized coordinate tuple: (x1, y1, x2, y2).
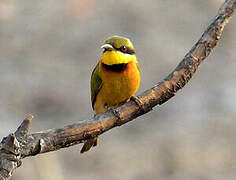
(25, 114, 34, 123)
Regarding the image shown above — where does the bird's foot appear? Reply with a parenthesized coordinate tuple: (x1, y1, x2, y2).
(105, 104, 122, 126)
(130, 96, 145, 113)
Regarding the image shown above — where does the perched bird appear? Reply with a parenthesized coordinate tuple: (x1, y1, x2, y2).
(80, 36, 141, 153)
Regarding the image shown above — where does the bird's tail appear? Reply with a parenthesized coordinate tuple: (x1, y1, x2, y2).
(80, 137, 98, 153)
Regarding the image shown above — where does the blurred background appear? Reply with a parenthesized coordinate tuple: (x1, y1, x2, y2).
(0, 0, 236, 179)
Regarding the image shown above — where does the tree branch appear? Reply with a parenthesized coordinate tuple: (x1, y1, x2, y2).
(0, 115, 33, 180)
(0, 0, 235, 179)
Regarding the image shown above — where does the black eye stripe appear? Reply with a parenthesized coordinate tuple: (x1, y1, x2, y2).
(112, 46, 135, 55)
(124, 47, 135, 55)
(102, 44, 136, 55)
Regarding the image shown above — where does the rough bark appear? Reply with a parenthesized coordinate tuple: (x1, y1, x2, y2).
(0, 115, 33, 180)
(0, 0, 235, 179)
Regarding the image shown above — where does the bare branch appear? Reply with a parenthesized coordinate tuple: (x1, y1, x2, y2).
(0, 0, 235, 179)
(20, 0, 236, 157)
(0, 115, 33, 180)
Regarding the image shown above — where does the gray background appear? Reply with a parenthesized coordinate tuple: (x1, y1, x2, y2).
(0, 0, 236, 179)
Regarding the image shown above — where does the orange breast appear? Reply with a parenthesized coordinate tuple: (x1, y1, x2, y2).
(93, 61, 140, 114)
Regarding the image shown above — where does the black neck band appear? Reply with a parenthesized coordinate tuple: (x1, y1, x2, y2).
(102, 63, 128, 72)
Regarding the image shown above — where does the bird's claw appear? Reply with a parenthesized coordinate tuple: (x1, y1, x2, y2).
(105, 105, 122, 126)
(130, 96, 145, 112)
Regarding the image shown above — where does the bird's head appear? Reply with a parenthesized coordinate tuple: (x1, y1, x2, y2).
(100, 36, 137, 66)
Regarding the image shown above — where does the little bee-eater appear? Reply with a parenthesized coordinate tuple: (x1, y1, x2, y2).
(80, 36, 141, 153)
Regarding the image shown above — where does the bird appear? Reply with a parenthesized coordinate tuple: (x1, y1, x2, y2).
(80, 35, 141, 153)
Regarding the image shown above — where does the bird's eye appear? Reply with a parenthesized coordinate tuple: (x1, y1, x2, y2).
(120, 46, 127, 53)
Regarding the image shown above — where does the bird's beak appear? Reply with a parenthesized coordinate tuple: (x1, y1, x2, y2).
(101, 44, 114, 51)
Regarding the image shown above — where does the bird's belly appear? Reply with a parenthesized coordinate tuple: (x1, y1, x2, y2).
(102, 75, 137, 106)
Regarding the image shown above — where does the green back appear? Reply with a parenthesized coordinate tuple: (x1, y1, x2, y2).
(91, 63, 102, 109)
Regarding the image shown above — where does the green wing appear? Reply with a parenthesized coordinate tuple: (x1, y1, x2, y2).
(91, 63, 103, 109)
(136, 62, 140, 73)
